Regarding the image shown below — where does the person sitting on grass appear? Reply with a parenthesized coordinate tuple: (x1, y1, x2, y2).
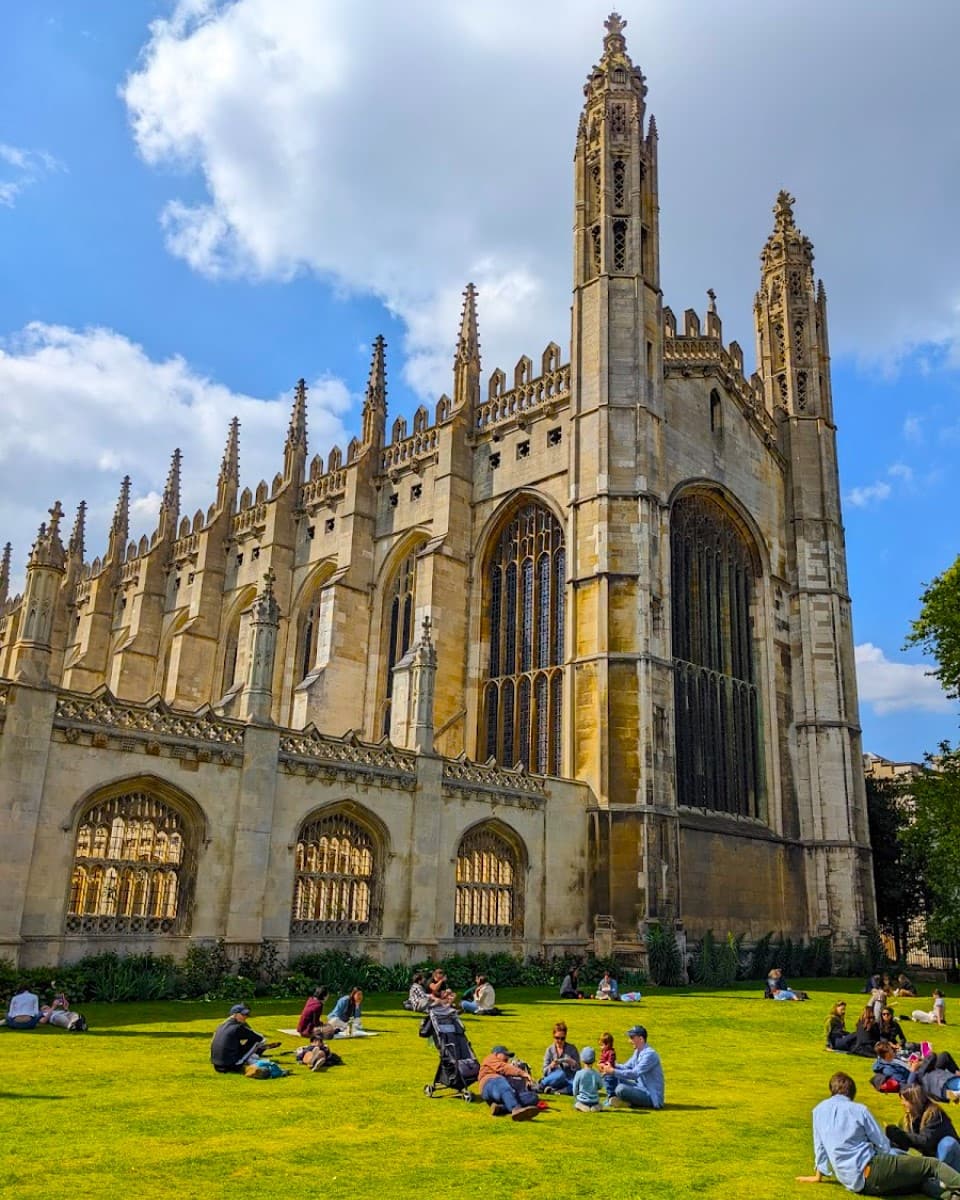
(886, 1084, 960, 1174)
(560, 966, 586, 999)
(894, 973, 918, 999)
(825, 1001, 857, 1052)
(765, 967, 789, 998)
(599, 1031, 616, 1069)
(852, 1005, 882, 1058)
(296, 987, 329, 1036)
(477, 1045, 540, 1121)
(426, 969, 448, 1000)
(877, 1006, 911, 1050)
(797, 1071, 960, 1195)
(599, 1024, 664, 1110)
(771, 982, 805, 1001)
(871, 1041, 912, 1091)
(3, 983, 41, 1030)
(911, 990, 948, 1026)
(538, 1021, 581, 1094)
(402, 972, 432, 1013)
(595, 970, 620, 1001)
(210, 1004, 279, 1074)
(327, 987, 364, 1035)
(460, 975, 497, 1015)
(572, 1046, 603, 1112)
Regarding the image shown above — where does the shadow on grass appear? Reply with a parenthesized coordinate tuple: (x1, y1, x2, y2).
(84, 1029, 211, 1039)
(665, 1103, 718, 1111)
(0, 1091, 69, 1100)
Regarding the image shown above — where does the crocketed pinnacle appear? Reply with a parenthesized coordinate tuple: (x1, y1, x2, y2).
(219, 418, 240, 488)
(773, 189, 797, 233)
(162, 448, 182, 516)
(69, 500, 87, 559)
(107, 476, 131, 563)
(0, 541, 11, 604)
(603, 11, 628, 56)
(455, 283, 480, 368)
(287, 379, 308, 451)
(365, 336, 387, 413)
(251, 566, 280, 625)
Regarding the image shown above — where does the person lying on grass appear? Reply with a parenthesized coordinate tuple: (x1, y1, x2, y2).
(478, 1045, 540, 1121)
(4, 983, 41, 1030)
(871, 1041, 912, 1091)
(598, 1024, 664, 1110)
(796, 1070, 960, 1196)
(886, 1084, 960, 1173)
(295, 1029, 343, 1072)
(911, 990, 948, 1026)
(913, 1052, 960, 1106)
(210, 1004, 280, 1074)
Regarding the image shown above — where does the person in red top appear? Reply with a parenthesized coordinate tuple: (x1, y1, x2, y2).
(296, 987, 329, 1037)
(599, 1032, 616, 1069)
(477, 1046, 540, 1121)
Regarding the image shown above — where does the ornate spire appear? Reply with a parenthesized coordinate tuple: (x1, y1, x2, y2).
(761, 189, 814, 273)
(0, 541, 10, 605)
(283, 379, 308, 483)
(603, 11, 628, 56)
(773, 189, 797, 233)
(107, 476, 131, 563)
(455, 283, 480, 368)
(68, 500, 87, 560)
(361, 336, 387, 448)
(251, 566, 280, 624)
(28, 501, 66, 570)
(241, 567, 281, 724)
(162, 448, 182, 515)
(217, 417, 240, 509)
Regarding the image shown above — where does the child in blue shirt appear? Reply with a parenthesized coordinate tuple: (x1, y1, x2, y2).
(572, 1046, 602, 1112)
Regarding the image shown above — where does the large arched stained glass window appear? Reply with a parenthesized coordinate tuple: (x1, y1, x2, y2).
(290, 809, 381, 937)
(482, 503, 564, 773)
(671, 492, 762, 818)
(454, 824, 524, 939)
(67, 790, 193, 934)
(381, 550, 418, 736)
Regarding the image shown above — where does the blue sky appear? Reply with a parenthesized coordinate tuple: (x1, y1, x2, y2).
(1, 1, 958, 760)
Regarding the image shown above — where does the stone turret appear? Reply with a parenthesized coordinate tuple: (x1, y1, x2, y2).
(11, 502, 66, 683)
(239, 568, 281, 724)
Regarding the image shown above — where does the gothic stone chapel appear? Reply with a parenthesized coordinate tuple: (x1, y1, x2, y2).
(0, 14, 874, 969)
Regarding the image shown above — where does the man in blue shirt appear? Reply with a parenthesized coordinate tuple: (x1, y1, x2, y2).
(599, 1024, 664, 1110)
(797, 1071, 960, 1195)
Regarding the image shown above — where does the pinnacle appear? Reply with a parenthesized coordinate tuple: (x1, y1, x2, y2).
(287, 379, 308, 449)
(0, 541, 10, 604)
(69, 500, 87, 559)
(111, 476, 131, 538)
(773, 189, 797, 232)
(365, 335, 387, 410)
(220, 417, 240, 486)
(455, 282, 480, 367)
(163, 448, 182, 513)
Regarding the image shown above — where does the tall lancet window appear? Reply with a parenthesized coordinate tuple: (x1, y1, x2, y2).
(381, 549, 418, 735)
(671, 493, 762, 819)
(482, 503, 564, 774)
(290, 808, 381, 937)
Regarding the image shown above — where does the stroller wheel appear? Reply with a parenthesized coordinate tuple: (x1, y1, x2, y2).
(423, 1085, 434, 1097)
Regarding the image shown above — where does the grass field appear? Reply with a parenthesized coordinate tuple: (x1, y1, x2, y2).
(1, 979, 955, 1199)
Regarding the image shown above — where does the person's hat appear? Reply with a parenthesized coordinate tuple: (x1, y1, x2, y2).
(490, 1044, 513, 1056)
(625, 1024, 647, 1038)
(581, 1046, 596, 1064)
(229, 1003, 251, 1015)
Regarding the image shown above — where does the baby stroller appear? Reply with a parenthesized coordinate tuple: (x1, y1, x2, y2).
(419, 1005, 479, 1100)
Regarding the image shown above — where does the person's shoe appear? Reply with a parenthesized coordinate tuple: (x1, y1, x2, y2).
(540, 1086, 555, 1095)
(489, 1103, 508, 1117)
(604, 1096, 628, 1110)
(511, 1105, 538, 1121)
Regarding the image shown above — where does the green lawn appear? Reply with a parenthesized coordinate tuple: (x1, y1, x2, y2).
(1, 980, 954, 1198)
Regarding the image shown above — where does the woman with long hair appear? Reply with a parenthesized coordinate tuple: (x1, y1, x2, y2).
(851, 1004, 881, 1057)
(824, 1001, 856, 1052)
(886, 1083, 960, 1170)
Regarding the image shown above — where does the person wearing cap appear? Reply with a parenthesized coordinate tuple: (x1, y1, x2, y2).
(477, 1045, 540, 1121)
(210, 1004, 278, 1073)
(599, 1024, 664, 1109)
(572, 1046, 603, 1112)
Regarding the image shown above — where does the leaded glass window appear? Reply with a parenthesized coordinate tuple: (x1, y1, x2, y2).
(67, 791, 192, 934)
(482, 504, 564, 774)
(454, 825, 524, 938)
(381, 550, 417, 735)
(671, 493, 762, 818)
(291, 810, 380, 937)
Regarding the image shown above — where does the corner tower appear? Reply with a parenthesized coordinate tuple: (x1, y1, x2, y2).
(754, 191, 873, 945)
(570, 13, 663, 804)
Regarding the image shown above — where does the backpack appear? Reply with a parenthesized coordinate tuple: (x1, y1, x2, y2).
(244, 1058, 289, 1079)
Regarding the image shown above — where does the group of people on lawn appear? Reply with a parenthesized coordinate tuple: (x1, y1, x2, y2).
(2, 981, 85, 1031)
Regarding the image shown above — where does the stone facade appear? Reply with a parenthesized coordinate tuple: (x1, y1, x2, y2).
(0, 14, 874, 969)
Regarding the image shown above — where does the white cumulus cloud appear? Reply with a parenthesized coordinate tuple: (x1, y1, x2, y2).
(120, 0, 960, 396)
(846, 482, 892, 508)
(0, 143, 63, 207)
(0, 323, 351, 593)
(855, 643, 954, 716)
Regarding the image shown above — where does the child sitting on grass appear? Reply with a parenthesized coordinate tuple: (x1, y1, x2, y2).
(599, 1032, 616, 1069)
(572, 1047, 603, 1112)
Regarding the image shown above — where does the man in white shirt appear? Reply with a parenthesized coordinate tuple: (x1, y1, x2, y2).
(4, 984, 41, 1030)
(797, 1071, 960, 1196)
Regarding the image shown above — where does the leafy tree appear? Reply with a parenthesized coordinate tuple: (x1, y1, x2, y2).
(905, 556, 960, 699)
(866, 775, 925, 960)
(901, 748, 960, 945)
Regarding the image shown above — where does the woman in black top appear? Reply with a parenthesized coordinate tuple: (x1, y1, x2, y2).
(877, 1005, 909, 1049)
(851, 1005, 882, 1057)
(886, 1083, 960, 1168)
